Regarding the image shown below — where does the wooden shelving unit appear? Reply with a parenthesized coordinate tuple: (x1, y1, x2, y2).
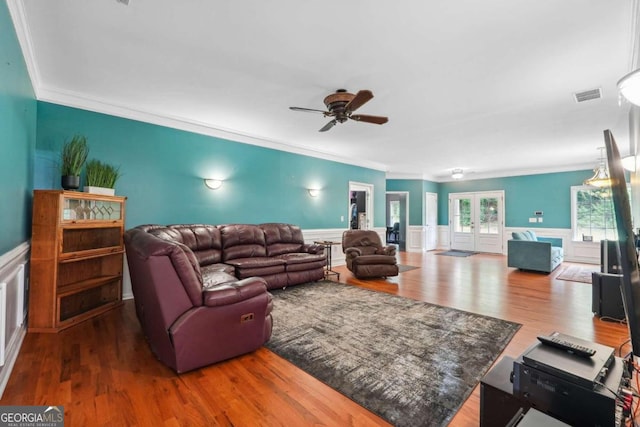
(28, 190, 126, 333)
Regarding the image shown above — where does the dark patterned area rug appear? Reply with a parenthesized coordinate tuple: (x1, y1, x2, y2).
(266, 281, 521, 426)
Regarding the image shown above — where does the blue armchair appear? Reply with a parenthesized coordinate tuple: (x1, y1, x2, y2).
(507, 230, 563, 273)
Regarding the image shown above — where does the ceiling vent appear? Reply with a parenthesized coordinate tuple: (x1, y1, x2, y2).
(573, 88, 602, 103)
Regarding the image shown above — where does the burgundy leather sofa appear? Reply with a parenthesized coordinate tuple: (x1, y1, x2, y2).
(125, 224, 274, 373)
(124, 223, 325, 372)
(219, 223, 326, 288)
(342, 229, 399, 279)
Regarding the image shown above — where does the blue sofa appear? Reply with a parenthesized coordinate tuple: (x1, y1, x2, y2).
(507, 230, 563, 273)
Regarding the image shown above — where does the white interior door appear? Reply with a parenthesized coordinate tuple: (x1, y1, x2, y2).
(449, 191, 504, 253)
(425, 192, 438, 250)
(450, 194, 475, 251)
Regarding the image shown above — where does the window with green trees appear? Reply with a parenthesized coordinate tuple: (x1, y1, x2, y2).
(572, 185, 621, 242)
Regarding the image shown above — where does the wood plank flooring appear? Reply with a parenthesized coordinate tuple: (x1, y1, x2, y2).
(1, 251, 629, 426)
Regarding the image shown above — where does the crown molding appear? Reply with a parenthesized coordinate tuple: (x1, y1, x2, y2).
(36, 85, 389, 172)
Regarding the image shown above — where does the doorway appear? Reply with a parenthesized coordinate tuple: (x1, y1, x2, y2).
(386, 191, 408, 251)
(424, 192, 438, 251)
(349, 182, 374, 230)
(449, 191, 504, 253)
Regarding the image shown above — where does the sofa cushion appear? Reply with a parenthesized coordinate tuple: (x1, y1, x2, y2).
(352, 254, 398, 266)
(525, 230, 538, 241)
(203, 277, 269, 307)
(512, 231, 528, 240)
(260, 223, 305, 256)
(201, 263, 235, 276)
(276, 252, 326, 265)
(167, 224, 223, 266)
(220, 224, 267, 261)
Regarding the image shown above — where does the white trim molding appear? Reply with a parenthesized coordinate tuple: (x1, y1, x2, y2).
(0, 241, 30, 398)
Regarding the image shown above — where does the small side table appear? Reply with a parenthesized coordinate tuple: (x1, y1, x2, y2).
(314, 241, 341, 280)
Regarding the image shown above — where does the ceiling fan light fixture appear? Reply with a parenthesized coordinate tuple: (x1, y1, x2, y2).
(451, 169, 464, 180)
(618, 68, 640, 106)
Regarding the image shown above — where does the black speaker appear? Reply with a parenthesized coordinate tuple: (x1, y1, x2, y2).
(601, 239, 621, 274)
(592, 272, 625, 320)
(480, 356, 529, 427)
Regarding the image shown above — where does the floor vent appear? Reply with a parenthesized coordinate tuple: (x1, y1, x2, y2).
(574, 88, 602, 103)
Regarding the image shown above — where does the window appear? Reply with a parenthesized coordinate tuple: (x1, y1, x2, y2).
(571, 185, 620, 242)
(389, 200, 400, 226)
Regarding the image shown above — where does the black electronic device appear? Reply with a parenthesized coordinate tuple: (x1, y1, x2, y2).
(480, 356, 529, 427)
(605, 129, 640, 360)
(536, 334, 596, 358)
(513, 349, 626, 426)
(592, 271, 626, 320)
(601, 239, 622, 274)
(523, 333, 613, 389)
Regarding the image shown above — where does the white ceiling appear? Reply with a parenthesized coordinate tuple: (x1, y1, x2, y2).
(8, 0, 640, 181)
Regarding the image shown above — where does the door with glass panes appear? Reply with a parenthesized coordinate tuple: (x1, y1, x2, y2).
(449, 191, 504, 253)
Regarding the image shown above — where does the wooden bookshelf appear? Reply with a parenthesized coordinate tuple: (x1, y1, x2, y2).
(28, 190, 126, 333)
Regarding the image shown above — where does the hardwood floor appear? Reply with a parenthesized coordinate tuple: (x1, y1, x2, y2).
(2, 251, 629, 426)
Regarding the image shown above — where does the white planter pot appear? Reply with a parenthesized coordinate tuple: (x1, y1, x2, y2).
(84, 186, 115, 196)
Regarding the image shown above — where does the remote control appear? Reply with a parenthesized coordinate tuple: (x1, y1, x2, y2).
(537, 335, 596, 358)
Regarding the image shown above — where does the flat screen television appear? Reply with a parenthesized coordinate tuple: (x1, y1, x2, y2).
(605, 129, 640, 360)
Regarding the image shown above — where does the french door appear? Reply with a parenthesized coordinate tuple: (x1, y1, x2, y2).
(449, 191, 504, 253)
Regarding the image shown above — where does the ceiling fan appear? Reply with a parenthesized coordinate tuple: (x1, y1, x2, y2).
(289, 89, 389, 132)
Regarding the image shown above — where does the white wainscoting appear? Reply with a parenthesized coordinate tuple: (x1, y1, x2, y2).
(302, 227, 354, 266)
(435, 225, 599, 263)
(0, 241, 29, 398)
(406, 226, 426, 252)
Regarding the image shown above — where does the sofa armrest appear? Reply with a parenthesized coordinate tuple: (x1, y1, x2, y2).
(345, 247, 362, 260)
(203, 277, 268, 307)
(538, 237, 563, 248)
(302, 243, 325, 255)
(507, 239, 563, 273)
(380, 245, 397, 256)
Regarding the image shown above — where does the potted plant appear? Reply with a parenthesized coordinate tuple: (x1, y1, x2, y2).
(84, 159, 121, 196)
(60, 135, 89, 190)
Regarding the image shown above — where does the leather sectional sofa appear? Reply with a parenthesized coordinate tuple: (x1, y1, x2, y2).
(124, 223, 326, 373)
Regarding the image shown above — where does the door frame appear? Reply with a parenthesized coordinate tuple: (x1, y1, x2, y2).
(448, 190, 504, 253)
(385, 191, 409, 250)
(349, 181, 374, 230)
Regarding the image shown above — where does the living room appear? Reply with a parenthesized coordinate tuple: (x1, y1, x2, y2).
(2, 1, 639, 425)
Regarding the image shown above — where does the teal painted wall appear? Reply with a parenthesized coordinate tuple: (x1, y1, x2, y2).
(0, 2, 36, 254)
(386, 179, 438, 226)
(35, 102, 387, 229)
(438, 170, 593, 228)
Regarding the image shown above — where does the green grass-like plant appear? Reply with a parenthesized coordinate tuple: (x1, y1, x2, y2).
(60, 135, 89, 176)
(85, 159, 121, 188)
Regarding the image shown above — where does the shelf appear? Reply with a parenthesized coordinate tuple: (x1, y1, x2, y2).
(28, 190, 126, 333)
(57, 275, 122, 297)
(59, 247, 124, 262)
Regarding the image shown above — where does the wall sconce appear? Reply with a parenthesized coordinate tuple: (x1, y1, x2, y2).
(204, 179, 223, 190)
(622, 155, 637, 172)
(308, 189, 320, 197)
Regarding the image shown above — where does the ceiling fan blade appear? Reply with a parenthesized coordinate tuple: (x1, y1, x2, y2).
(350, 114, 389, 125)
(319, 119, 337, 132)
(289, 106, 330, 115)
(344, 90, 374, 113)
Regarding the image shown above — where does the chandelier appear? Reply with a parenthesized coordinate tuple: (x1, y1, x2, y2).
(583, 147, 611, 188)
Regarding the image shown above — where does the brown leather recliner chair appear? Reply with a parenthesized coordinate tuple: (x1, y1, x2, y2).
(342, 230, 399, 279)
